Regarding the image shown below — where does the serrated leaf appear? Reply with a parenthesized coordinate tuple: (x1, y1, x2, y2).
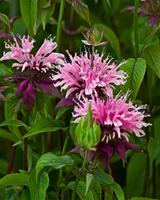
(68, 181, 94, 200)
(120, 58, 146, 99)
(85, 173, 96, 196)
(126, 153, 147, 198)
(1, 187, 19, 200)
(23, 118, 67, 139)
(20, 0, 37, 36)
(92, 184, 113, 200)
(147, 137, 160, 166)
(111, 182, 125, 200)
(0, 173, 29, 188)
(29, 170, 49, 200)
(92, 169, 114, 185)
(35, 153, 75, 179)
(67, 0, 91, 26)
(0, 119, 30, 131)
(142, 45, 160, 79)
(93, 23, 120, 59)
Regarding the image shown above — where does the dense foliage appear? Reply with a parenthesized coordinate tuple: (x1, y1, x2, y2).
(0, 0, 160, 199)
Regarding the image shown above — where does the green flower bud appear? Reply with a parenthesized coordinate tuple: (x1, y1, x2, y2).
(71, 104, 101, 151)
(81, 27, 110, 46)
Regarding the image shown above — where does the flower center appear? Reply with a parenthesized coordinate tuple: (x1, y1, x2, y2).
(15, 66, 51, 81)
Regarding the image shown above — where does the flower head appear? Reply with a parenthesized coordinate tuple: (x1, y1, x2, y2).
(72, 94, 151, 170)
(53, 51, 127, 100)
(81, 27, 110, 46)
(0, 35, 64, 113)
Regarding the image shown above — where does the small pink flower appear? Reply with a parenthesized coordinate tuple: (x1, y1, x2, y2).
(53, 51, 127, 99)
(0, 35, 64, 113)
(72, 94, 151, 170)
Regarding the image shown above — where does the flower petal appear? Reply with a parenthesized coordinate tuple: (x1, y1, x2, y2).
(103, 144, 114, 160)
(16, 80, 29, 97)
(36, 81, 62, 99)
(22, 81, 37, 114)
(113, 142, 127, 163)
(55, 94, 77, 109)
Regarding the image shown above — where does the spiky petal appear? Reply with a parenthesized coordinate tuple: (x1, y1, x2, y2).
(53, 51, 127, 99)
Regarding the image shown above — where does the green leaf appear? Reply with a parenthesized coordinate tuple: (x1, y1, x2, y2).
(21, 188, 31, 200)
(120, 58, 146, 99)
(0, 13, 10, 31)
(0, 129, 19, 143)
(85, 173, 96, 196)
(56, 106, 71, 119)
(0, 159, 7, 175)
(29, 169, 49, 200)
(34, 0, 58, 35)
(66, 0, 91, 26)
(142, 45, 160, 79)
(93, 23, 120, 59)
(68, 181, 94, 200)
(0, 119, 30, 131)
(5, 93, 23, 120)
(35, 153, 75, 179)
(126, 153, 147, 198)
(111, 182, 125, 200)
(0, 64, 13, 77)
(1, 187, 19, 200)
(20, 0, 37, 36)
(23, 118, 67, 139)
(0, 173, 29, 188)
(129, 198, 157, 200)
(47, 191, 59, 199)
(93, 184, 113, 200)
(147, 137, 160, 166)
(92, 169, 114, 185)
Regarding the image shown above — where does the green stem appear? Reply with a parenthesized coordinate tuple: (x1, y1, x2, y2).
(71, 150, 89, 200)
(56, 0, 65, 52)
(59, 134, 70, 200)
(41, 133, 45, 155)
(91, 45, 95, 68)
(23, 138, 28, 171)
(133, 0, 139, 58)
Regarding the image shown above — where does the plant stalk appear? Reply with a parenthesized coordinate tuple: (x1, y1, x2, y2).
(56, 0, 65, 52)
(7, 146, 16, 174)
(71, 150, 89, 200)
(133, 0, 139, 58)
(59, 134, 70, 200)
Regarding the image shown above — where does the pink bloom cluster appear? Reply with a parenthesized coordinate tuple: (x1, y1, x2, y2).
(73, 94, 150, 143)
(53, 51, 127, 98)
(0, 35, 64, 113)
(0, 35, 64, 71)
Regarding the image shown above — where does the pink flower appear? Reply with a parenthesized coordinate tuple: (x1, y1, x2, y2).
(53, 51, 127, 99)
(0, 35, 64, 113)
(72, 94, 151, 170)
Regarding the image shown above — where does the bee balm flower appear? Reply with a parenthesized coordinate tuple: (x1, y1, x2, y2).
(0, 35, 64, 113)
(53, 51, 127, 100)
(72, 94, 151, 170)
